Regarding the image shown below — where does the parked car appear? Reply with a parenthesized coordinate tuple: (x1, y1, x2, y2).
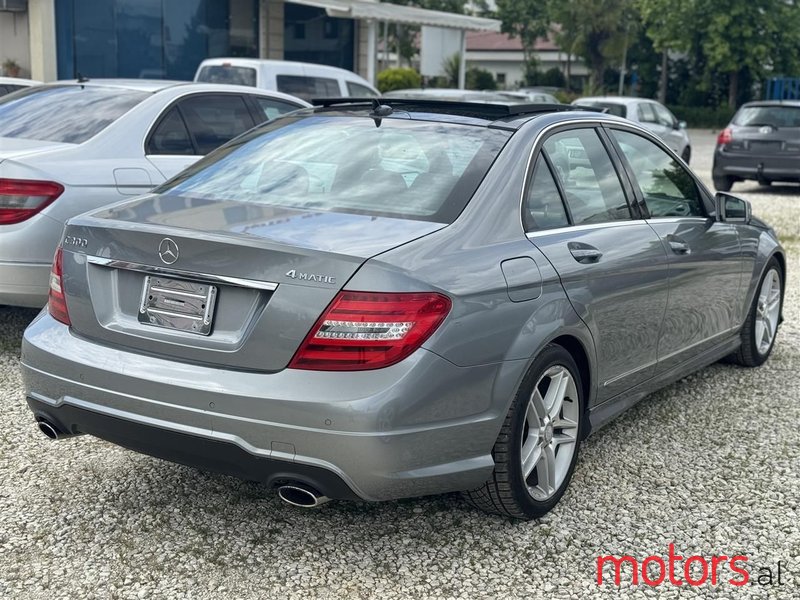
(194, 58, 379, 100)
(0, 76, 41, 97)
(0, 79, 309, 308)
(572, 96, 692, 163)
(712, 100, 800, 191)
(500, 90, 561, 104)
(22, 99, 784, 520)
(385, 88, 524, 103)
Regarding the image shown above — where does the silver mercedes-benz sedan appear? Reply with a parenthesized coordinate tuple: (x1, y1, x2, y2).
(22, 99, 785, 520)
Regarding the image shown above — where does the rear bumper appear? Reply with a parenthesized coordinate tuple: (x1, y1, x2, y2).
(0, 261, 50, 307)
(713, 149, 800, 182)
(22, 312, 517, 501)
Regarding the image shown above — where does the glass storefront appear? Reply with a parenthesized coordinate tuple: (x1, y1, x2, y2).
(283, 5, 354, 71)
(55, 0, 258, 81)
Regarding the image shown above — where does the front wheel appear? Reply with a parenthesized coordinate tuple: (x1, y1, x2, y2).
(465, 344, 584, 520)
(730, 259, 782, 367)
(681, 147, 691, 164)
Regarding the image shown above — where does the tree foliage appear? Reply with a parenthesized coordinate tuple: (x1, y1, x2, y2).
(377, 67, 422, 93)
(495, 0, 550, 65)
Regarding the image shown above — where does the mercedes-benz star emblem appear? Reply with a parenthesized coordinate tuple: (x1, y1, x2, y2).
(158, 238, 179, 265)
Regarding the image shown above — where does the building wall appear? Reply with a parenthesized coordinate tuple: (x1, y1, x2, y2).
(0, 9, 31, 77)
(466, 49, 589, 89)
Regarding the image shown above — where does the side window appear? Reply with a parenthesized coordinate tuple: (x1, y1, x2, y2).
(611, 130, 704, 217)
(276, 75, 340, 100)
(543, 129, 631, 225)
(146, 107, 195, 155)
(253, 97, 303, 122)
(523, 158, 569, 232)
(652, 103, 676, 127)
(177, 94, 256, 155)
(637, 103, 658, 123)
(346, 81, 378, 97)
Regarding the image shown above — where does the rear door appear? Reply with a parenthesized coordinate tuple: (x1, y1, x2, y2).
(606, 127, 742, 372)
(527, 126, 669, 401)
(146, 94, 258, 179)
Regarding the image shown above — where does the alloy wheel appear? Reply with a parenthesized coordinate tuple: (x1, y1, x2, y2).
(755, 269, 781, 356)
(520, 365, 580, 501)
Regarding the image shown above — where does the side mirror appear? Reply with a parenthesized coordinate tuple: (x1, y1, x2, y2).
(673, 120, 687, 130)
(715, 192, 751, 223)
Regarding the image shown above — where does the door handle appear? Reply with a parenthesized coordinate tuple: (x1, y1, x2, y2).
(668, 238, 691, 255)
(568, 242, 603, 264)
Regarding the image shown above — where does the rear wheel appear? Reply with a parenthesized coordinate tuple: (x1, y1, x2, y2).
(466, 344, 583, 519)
(713, 175, 734, 192)
(730, 259, 782, 367)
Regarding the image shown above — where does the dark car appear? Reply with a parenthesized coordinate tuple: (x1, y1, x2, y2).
(713, 100, 800, 191)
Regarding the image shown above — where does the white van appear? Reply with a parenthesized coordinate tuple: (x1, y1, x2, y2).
(194, 59, 379, 101)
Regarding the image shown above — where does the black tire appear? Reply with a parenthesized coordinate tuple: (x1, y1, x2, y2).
(729, 258, 782, 367)
(681, 147, 691, 164)
(713, 175, 734, 192)
(465, 344, 584, 520)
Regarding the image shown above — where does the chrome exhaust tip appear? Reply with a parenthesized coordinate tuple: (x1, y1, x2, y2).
(37, 419, 60, 440)
(277, 484, 330, 508)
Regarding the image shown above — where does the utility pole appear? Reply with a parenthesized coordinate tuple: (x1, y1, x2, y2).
(618, 23, 629, 96)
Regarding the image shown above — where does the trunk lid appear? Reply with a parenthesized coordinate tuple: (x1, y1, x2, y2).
(61, 194, 445, 371)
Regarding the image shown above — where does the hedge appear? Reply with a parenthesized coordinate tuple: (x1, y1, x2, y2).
(667, 105, 736, 129)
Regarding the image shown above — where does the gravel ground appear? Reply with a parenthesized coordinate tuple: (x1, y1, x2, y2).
(1, 130, 799, 599)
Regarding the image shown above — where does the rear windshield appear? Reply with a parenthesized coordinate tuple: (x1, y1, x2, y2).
(196, 65, 257, 87)
(276, 76, 340, 100)
(577, 101, 626, 118)
(0, 85, 148, 143)
(157, 115, 510, 223)
(733, 105, 800, 127)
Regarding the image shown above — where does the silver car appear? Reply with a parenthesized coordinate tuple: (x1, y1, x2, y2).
(22, 100, 785, 520)
(573, 96, 692, 163)
(0, 79, 308, 308)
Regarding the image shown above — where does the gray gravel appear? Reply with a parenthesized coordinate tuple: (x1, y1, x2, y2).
(1, 130, 799, 599)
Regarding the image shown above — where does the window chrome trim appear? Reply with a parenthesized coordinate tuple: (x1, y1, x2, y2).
(86, 255, 278, 291)
(525, 219, 645, 239)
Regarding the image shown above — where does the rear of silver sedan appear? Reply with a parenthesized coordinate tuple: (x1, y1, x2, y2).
(20, 112, 517, 504)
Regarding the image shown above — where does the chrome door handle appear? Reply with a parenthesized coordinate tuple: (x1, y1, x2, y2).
(668, 239, 691, 255)
(568, 242, 603, 264)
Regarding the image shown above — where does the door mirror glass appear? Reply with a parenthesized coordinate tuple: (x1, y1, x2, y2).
(715, 192, 751, 223)
(677, 120, 688, 130)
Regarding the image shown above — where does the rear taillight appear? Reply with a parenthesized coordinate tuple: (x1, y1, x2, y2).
(0, 178, 64, 225)
(717, 128, 733, 146)
(48, 247, 71, 326)
(289, 291, 452, 371)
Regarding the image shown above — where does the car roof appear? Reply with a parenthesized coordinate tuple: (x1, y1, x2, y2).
(741, 100, 800, 108)
(35, 80, 310, 105)
(574, 96, 649, 106)
(308, 97, 607, 129)
(0, 77, 41, 86)
(197, 58, 362, 78)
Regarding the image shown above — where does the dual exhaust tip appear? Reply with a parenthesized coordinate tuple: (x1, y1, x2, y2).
(35, 418, 330, 509)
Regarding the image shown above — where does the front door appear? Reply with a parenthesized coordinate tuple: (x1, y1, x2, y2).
(607, 127, 742, 373)
(527, 127, 670, 402)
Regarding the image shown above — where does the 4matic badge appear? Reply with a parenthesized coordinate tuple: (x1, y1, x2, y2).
(285, 269, 336, 284)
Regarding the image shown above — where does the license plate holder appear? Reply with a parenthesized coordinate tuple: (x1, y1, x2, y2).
(138, 276, 217, 335)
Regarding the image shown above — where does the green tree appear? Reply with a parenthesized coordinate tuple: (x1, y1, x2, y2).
(377, 67, 422, 93)
(637, 0, 800, 107)
(495, 0, 550, 67)
(547, 0, 634, 92)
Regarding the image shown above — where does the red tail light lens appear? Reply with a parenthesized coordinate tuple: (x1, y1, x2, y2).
(717, 128, 733, 146)
(289, 291, 452, 371)
(0, 178, 64, 225)
(48, 247, 71, 326)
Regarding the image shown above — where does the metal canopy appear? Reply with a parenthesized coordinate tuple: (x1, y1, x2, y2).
(287, 0, 501, 32)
